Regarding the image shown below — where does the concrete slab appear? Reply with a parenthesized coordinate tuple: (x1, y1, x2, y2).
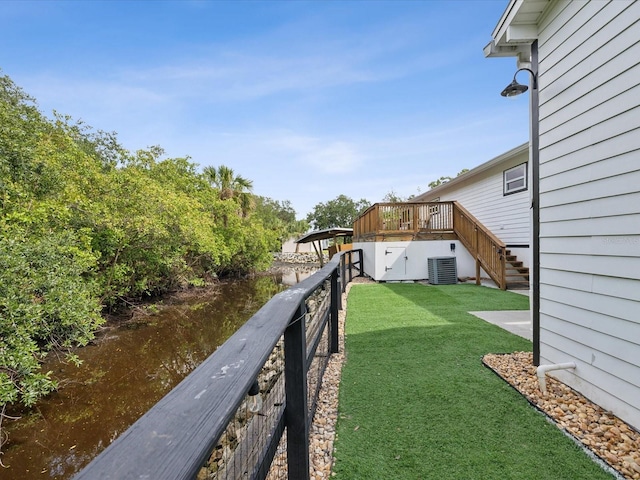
(469, 310, 532, 341)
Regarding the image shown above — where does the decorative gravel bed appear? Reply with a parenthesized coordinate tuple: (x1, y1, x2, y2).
(305, 279, 365, 480)
(483, 352, 639, 480)
(265, 278, 368, 480)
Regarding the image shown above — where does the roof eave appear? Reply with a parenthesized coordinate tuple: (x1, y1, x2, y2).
(485, 0, 550, 64)
(413, 142, 529, 202)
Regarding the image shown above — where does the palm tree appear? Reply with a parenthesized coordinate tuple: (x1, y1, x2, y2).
(203, 165, 254, 216)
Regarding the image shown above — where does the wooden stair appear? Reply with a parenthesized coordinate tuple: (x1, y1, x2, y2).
(504, 250, 530, 290)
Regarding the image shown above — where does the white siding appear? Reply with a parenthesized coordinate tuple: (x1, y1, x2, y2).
(537, 0, 640, 429)
(419, 148, 531, 247)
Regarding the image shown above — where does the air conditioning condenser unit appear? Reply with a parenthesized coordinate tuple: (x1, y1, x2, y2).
(427, 256, 457, 285)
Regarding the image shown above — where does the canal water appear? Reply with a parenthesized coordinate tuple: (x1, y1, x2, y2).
(3, 267, 315, 479)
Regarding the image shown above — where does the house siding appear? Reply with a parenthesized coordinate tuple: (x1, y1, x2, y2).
(537, 0, 640, 428)
(417, 146, 531, 247)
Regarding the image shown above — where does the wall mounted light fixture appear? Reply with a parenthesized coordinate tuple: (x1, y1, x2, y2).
(500, 67, 538, 97)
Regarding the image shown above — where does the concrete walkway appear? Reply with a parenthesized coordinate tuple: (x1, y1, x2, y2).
(468, 310, 532, 341)
(462, 280, 532, 341)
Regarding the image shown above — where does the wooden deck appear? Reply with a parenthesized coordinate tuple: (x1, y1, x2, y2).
(353, 201, 527, 291)
(354, 202, 456, 242)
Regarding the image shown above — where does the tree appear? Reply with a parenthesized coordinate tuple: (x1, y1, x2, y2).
(252, 197, 307, 251)
(0, 71, 291, 446)
(428, 168, 470, 189)
(306, 195, 371, 230)
(0, 72, 106, 428)
(202, 165, 254, 216)
(381, 188, 421, 203)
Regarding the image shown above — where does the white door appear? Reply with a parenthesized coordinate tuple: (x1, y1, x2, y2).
(382, 247, 407, 280)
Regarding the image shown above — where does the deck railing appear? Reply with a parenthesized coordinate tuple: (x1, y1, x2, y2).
(354, 202, 454, 239)
(452, 202, 507, 290)
(353, 202, 507, 289)
(75, 250, 363, 480)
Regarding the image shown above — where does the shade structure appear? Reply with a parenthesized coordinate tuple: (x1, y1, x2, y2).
(295, 227, 353, 266)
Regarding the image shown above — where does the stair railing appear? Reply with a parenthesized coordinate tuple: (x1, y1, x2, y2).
(452, 201, 507, 290)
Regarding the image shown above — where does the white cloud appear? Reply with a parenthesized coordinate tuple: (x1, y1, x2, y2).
(268, 133, 363, 174)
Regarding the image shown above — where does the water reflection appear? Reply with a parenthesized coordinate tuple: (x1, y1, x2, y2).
(270, 264, 317, 286)
(3, 272, 307, 479)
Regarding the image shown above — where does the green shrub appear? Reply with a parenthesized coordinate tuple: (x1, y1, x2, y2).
(0, 229, 103, 407)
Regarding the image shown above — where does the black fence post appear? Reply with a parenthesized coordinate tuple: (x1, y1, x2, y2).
(284, 304, 310, 480)
(330, 269, 339, 354)
(341, 253, 347, 294)
(355, 249, 363, 278)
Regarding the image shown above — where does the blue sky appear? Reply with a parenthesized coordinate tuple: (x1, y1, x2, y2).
(1, 0, 528, 219)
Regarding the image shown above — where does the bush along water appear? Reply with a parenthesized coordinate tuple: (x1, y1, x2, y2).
(0, 71, 306, 450)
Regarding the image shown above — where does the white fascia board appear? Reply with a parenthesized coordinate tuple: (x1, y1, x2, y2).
(507, 24, 538, 43)
(487, 0, 546, 58)
(483, 40, 530, 59)
(491, 0, 524, 46)
(484, 40, 519, 58)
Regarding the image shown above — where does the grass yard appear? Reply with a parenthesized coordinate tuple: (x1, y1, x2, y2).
(332, 283, 614, 480)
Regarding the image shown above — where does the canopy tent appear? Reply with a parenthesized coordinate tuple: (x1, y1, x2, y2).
(295, 227, 353, 266)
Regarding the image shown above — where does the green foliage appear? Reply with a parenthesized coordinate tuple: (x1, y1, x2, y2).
(0, 70, 296, 418)
(428, 175, 453, 188)
(428, 168, 470, 189)
(203, 164, 254, 216)
(252, 197, 308, 251)
(0, 229, 102, 407)
(306, 194, 371, 230)
(380, 188, 422, 203)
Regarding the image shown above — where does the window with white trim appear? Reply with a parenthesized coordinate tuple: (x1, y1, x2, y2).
(503, 163, 527, 195)
(428, 197, 440, 215)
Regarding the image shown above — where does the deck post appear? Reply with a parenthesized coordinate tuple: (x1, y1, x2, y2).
(500, 249, 507, 290)
(341, 253, 347, 293)
(412, 204, 417, 233)
(475, 257, 481, 286)
(330, 269, 339, 354)
(284, 304, 310, 480)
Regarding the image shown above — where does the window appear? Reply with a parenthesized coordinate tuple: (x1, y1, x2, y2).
(503, 163, 527, 195)
(428, 197, 440, 215)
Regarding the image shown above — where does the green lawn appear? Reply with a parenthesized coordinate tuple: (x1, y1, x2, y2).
(332, 283, 614, 480)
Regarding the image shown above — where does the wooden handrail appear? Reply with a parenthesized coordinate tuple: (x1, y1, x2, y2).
(452, 201, 504, 246)
(452, 202, 507, 290)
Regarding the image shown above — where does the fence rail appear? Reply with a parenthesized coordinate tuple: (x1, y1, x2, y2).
(74, 250, 363, 480)
(353, 202, 454, 240)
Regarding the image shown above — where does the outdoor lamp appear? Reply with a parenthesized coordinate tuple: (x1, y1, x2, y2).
(247, 379, 263, 413)
(501, 67, 537, 97)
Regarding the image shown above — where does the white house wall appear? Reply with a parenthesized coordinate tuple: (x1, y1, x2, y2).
(416, 146, 531, 270)
(536, 0, 640, 429)
(354, 241, 479, 282)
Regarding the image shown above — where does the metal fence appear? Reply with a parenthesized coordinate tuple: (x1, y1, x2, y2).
(74, 249, 363, 480)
